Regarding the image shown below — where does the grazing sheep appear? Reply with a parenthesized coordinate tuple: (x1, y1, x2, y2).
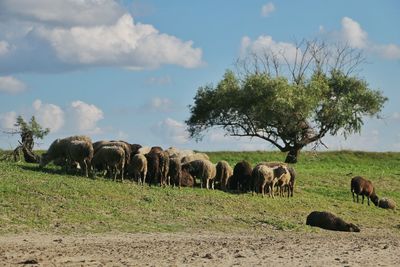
(229, 160, 253, 192)
(149, 146, 163, 154)
(378, 198, 396, 210)
(165, 147, 195, 161)
(145, 152, 161, 186)
(128, 154, 148, 184)
(169, 157, 182, 187)
(40, 135, 91, 170)
(93, 140, 131, 168)
(130, 144, 142, 155)
(180, 153, 209, 164)
(351, 176, 379, 206)
(260, 162, 296, 197)
(92, 145, 125, 182)
(215, 160, 233, 191)
(306, 211, 360, 232)
(138, 146, 151, 155)
(253, 164, 287, 198)
(159, 151, 170, 186)
(66, 140, 94, 177)
(182, 159, 216, 189)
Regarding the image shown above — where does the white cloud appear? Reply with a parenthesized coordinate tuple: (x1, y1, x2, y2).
(340, 17, 368, 49)
(68, 100, 104, 134)
(145, 75, 172, 85)
(32, 99, 65, 132)
(261, 3, 275, 17)
(0, 41, 10, 56)
(240, 35, 298, 63)
(392, 112, 400, 120)
(0, 76, 27, 94)
(35, 14, 202, 69)
(148, 97, 174, 112)
(0, 0, 124, 27)
(0, 111, 17, 130)
(0, 3, 203, 73)
(373, 44, 400, 60)
(153, 118, 188, 145)
(322, 17, 400, 61)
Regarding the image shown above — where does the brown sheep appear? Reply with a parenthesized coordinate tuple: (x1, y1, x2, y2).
(169, 157, 182, 187)
(215, 160, 233, 191)
(92, 145, 125, 182)
(180, 169, 195, 187)
(181, 159, 216, 189)
(40, 135, 91, 171)
(229, 160, 253, 192)
(66, 140, 94, 177)
(145, 152, 161, 186)
(306, 211, 360, 232)
(351, 176, 379, 206)
(93, 140, 131, 169)
(128, 154, 147, 184)
(159, 151, 170, 186)
(378, 198, 396, 210)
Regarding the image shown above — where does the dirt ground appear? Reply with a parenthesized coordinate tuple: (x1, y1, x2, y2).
(0, 229, 399, 266)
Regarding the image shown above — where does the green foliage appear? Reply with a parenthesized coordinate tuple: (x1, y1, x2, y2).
(187, 69, 387, 162)
(14, 115, 50, 140)
(0, 150, 399, 234)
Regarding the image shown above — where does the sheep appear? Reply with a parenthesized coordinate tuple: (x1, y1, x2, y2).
(306, 211, 360, 232)
(228, 160, 253, 192)
(168, 157, 182, 187)
(165, 147, 195, 161)
(351, 176, 379, 206)
(180, 169, 195, 187)
(127, 153, 147, 184)
(149, 146, 163, 154)
(40, 135, 91, 170)
(259, 162, 296, 197)
(93, 141, 131, 166)
(181, 159, 216, 189)
(138, 146, 151, 155)
(130, 144, 142, 155)
(66, 139, 94, 177)
(159, 151, 170, 186)
(378, 198, 396, 210)
(253, 164, 287, 198)
(180, 153, 209, 164)
(92, 145, 125, 182)
(145, 152, 161, 186)
(215, 160, 233, 191)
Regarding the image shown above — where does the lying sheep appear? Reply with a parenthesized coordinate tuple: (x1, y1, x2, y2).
(253, 164, 287, 198)
(215, 160, 233, 191)
(92, 145, 125, 181)
(67, 139, 94, 177)
(229, 160, 253, 192)
(378, 198, 396, 210)
(182, 159, 216, 189)
(128, 154, 147, 184)
(306, 211, 360, 232)
(180, 169, 195, 187)
(40, 135, 91, 170)
(351, 176, 379, 206)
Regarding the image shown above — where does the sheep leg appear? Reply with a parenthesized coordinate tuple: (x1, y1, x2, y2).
(352, 191, 355, 202)
(206, 178, 209, 190)
(367, 197, 370, 206)
(362, 195, 365, 204)
(356, 194, 359, 203)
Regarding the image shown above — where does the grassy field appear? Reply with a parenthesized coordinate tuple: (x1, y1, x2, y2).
(0, 150, 399, 235)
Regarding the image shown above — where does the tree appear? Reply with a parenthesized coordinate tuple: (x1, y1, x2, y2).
(186, 40, 387, 163)
(11, 116, 49, 163)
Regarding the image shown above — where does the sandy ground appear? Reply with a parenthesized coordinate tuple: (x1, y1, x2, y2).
(0, 229, 399, 266)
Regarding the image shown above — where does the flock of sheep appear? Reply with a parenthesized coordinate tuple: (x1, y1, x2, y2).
(38, 135, 395, 232)
(38, 135, 295, 196)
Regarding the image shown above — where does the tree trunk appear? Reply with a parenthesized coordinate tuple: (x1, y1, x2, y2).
(285, 148, 300, 164)
(22, 146, 40, 163)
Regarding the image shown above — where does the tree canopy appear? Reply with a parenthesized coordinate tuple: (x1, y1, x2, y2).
(186, 41, 387, 163)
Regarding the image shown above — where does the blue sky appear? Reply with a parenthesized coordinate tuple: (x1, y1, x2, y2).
(0, 0, 399, 152)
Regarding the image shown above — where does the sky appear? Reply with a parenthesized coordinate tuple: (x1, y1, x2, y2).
(0, 0, 399, 152)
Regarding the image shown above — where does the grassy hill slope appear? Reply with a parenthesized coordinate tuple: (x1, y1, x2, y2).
(0, 150, 399, 234)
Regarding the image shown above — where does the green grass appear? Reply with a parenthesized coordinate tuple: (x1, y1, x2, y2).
(0, 150, 399, 234)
